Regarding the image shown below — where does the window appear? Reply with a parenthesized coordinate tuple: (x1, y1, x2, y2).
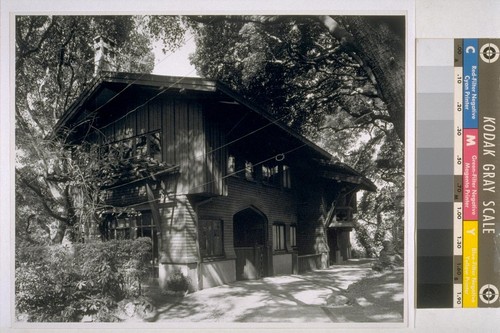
(227, 155, 235, 174)
(106, 211, 159, 276)
(227, 153, 290, 189)
(134, 131, 161, 161)
(107, 211, 157, 240)
(101, 130, 162, 162)
(245, 161, 254, 180)
(282, 165, 291, 189)
(108, 216, 132, 240)
(290, 225, 297, 248)
(199, 220, 224, 258)
(135, 211, 159, 272)
(262, 165, 279, 186)
(273, 224, 286, 251)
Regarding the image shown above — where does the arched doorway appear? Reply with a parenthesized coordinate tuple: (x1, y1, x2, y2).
(233, 207, 268, 280)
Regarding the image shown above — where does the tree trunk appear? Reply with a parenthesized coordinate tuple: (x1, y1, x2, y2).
(319, 16, 405, 143)
(52, 221, 67, 244)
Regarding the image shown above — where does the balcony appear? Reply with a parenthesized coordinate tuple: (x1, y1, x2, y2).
(329, 206, 354, 229)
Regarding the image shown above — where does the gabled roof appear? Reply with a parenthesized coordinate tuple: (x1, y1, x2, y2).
(53, 72, 334, 157)
(52, 72, 219, 138)
(53, 71, 375, 191)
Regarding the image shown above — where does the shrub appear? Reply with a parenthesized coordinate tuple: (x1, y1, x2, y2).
(165, 270, 190, 292)
(15, 238, 152, 322)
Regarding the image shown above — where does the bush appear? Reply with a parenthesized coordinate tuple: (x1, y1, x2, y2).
(15, 238, 152, 322)
(372, 240, 403, 272)
(165, 270, 190, 292)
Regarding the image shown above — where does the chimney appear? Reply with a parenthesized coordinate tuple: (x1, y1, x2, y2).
(94, 36, 117, 75)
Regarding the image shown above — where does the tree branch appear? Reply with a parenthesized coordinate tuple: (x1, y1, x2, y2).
(16, 169, 67, 223)
(16, 17, 56, 66)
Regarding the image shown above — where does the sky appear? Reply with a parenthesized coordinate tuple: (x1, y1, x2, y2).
(151, 30, 199, 78)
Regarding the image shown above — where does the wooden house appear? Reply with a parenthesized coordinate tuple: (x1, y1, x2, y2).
(53, 72, 375, 291)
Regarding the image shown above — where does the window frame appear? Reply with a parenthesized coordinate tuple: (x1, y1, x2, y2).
(272, 223, 286, 252)
(100, 129, 162, 162)
(290, 224, 297, 249)
(198, 219, 225, 259)
(105, 211, 159, 276)
(226, 153, 292, 189)
(282, 165, 292, 189)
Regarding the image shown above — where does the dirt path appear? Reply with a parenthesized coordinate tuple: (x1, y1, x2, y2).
(141, 259, 404, 323)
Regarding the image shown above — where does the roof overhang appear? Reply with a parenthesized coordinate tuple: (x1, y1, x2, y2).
(52, 72, 375, 192)
(51, 72, 219, 139)
(315, 159, 377, 192)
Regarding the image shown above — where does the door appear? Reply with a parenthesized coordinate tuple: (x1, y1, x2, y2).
(233, 207, 268, 280)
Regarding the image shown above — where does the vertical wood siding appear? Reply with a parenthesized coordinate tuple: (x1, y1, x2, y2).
(148, 101, 161, 132)
(188, 102, 206, 193)
(176, 100, 189, 193)
(204, 114, 225, 195)
(97, 95, 226, 196)
(163, 99, 176, 165)
(137, 103, 148, 135)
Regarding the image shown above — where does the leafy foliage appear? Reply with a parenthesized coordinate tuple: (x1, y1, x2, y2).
(15, 238, 153, 322)
(15, 14, 405, 257)
(188, 15, 405, 255)
(15, 15, 182, 244)
(165, 270, 191, 292)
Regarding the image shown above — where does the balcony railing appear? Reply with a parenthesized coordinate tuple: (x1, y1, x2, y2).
(329, 206, 354, 228)
(334, 206, 353, 222)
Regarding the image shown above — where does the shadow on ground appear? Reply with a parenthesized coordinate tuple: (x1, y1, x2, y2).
(322, 267, 404, 322)
(142, 259, 403, 323)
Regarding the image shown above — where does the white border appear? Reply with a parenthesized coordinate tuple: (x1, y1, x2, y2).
(2, 1, 415, 332)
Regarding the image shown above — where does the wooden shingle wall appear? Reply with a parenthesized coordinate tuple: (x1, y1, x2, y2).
(197, 177, 298, 261)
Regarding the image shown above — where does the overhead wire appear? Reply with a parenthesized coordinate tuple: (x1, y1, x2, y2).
(100, 142, 309, 211)
(77, 105, 296, 170)
(63, 17, 303, 170)
(62, 17, 313, 205)
(83, 103, 298, 193)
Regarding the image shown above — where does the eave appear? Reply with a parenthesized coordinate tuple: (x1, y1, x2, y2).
(51, 71, 376, 192)
(315, 159, 377, 192)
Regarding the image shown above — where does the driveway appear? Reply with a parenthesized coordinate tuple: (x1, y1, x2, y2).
(143, 259, 404, 323)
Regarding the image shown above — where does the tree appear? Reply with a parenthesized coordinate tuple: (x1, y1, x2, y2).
(15, 15, 168, 244)
(318, 16, 405, 143)
(186, 15, 405, 254)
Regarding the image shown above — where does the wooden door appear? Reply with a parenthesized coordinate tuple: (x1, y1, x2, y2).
(233, 207, 268, 280)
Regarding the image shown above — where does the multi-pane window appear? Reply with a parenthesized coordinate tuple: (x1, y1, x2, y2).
(100, 130, 162, 162)
(273, 224, 286, 251)
(107, 216, 132, 240)
(262, 165, 279, 186)
(290, 225, 297, 248)
(106, 211, 159, 276)
(134, 211, 159, 272)
(199, 219, 224, 258)
(227, 154, 291, 188)
(107, 211, 156, 240)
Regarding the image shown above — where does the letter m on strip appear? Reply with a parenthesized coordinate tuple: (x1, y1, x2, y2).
(466, 134, 476, 146)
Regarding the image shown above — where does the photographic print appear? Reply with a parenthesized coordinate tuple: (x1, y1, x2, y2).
(14, 13, 406, 324)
